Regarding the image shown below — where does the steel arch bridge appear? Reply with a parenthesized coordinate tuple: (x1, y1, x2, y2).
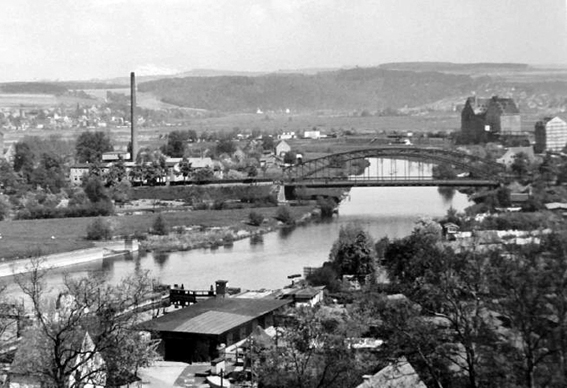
(282, 147, 504, 187)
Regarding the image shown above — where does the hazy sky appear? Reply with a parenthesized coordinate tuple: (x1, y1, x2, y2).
(1, 0, 566, 82)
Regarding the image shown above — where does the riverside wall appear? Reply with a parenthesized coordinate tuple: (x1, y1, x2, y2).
(0, 239, 139, 278)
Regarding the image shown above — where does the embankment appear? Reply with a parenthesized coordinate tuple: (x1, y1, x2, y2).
(141, 207, 322, 253)
(0, 239, 138, 278)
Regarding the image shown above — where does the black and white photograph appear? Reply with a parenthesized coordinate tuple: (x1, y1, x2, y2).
(1, 1, 567, 387)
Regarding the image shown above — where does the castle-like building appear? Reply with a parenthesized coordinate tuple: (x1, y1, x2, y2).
(460, 96, 521, 143)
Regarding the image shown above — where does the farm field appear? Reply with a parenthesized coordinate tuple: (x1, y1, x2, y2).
(0, 205, 313, 261)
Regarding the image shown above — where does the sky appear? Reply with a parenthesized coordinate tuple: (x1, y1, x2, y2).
(1, 0, 566, 82)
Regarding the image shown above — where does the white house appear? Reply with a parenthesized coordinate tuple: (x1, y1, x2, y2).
(275, 140, 291, 157)
(278, 132, 296, 140)
(496, 146, 535, 167)
(303, 130, 321, 140)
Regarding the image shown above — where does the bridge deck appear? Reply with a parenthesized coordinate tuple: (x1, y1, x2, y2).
(285, 179, 499, 188)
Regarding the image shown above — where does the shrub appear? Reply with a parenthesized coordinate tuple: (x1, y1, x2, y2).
(86, 217, 113, 240)
(152, 213, 170, 235)
(248, 211, 264, 226)
(274, 206, 295, 225)
(316, 196, 336, 218)
(306, 263, 341, 293)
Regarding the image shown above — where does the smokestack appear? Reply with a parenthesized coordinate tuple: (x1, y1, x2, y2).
(130, 72, 138, 162)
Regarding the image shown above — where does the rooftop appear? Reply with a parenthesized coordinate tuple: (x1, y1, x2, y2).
(142, 297, 290, 336)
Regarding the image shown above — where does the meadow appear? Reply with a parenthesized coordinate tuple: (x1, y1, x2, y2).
(0, 205, 313, 260)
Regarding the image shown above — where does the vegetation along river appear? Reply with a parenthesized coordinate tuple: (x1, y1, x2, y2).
(6, 160, 469, 296)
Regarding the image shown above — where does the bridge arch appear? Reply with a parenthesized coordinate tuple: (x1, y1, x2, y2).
(284, 147, 504, 182)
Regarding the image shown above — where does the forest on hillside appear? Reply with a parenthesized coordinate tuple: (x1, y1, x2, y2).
(138, 68, 486, 112)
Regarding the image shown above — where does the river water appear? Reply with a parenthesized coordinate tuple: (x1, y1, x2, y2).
(6, 159, 470, 294)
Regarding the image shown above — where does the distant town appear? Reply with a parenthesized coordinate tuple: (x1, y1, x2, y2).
(1, 63, 567, 388)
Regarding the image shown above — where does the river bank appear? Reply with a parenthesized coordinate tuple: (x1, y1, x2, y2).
(0, 239, 139, 278)
(140, 206, 322, 252)
(0, 205, 317, 261)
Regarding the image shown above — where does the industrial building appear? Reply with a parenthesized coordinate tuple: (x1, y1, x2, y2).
(142, 296, 290, 363)
(460, 96, 521, 143)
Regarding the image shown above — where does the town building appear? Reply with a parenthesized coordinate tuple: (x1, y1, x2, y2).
(101, 151, 130, 161)
(275, 140, 291, 157)
(496, 146, 535, 167)
(142, 297, 291, 363)
(279, 286, 325, 307)
(534, 116, 567, 153)
(278, 132, 296, 140)
(461, 96, 521, 143)
(303, 130, 321, 139)
(356, 358, 426, 388)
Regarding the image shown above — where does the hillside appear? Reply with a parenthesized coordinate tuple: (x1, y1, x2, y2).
(139, 68, 484, 112)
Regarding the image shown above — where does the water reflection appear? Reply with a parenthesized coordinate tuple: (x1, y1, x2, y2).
(250, 234, 264, 246)
(438, 187, 456, 202)
(278, 226, 295, 239)
(153, 251, 169, 268)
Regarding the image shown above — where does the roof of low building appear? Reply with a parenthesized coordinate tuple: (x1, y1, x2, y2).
(142, 297, 291, 336)
(356, 358, 426, 388)
(281, 286, 325, 300)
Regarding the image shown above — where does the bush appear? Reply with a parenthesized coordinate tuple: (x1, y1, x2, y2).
(86, 217, 113, 240)
(274, 206, 295, 225)
(248, 211, 264, 226)
(316, 196, 336, 218)
(152, 213, 170, 235)
(306, 264, 341, 293)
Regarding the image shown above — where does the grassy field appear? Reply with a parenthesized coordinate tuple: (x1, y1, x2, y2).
(0, 205, 313, 260)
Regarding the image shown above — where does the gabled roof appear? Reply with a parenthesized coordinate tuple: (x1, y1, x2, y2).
(281, 286, 325, 300)
(356, 358, 426, 388)
(489, 97, 519, 115)
(142, 297, 290, 335)
(465, 97, 491, 114)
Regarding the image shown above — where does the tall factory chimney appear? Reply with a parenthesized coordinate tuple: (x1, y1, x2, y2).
(130, 72, 138, 162)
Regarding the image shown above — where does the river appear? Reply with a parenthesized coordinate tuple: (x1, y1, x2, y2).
(5, 159, 470, 294)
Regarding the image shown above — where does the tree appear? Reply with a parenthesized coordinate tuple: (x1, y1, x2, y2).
(283, 151, 297, 165)
(161, 130, 188, 157)
(257, 308, 366, 388)
(0, 159, 23, 194)
(30, 152, 66, 193)
(0, 194, 11, 221)
(329, 223, 376, 282)
(177, 157, 193, 182)
(86, 217, 113, 240)
(75, 131, 113, 163)
(511, 152, 531, 180)
(488, 243, 560, 388)
(83, 176, 110, 204)
(274, 206, 295, 225)
(262, 136, 274, 151)
(192, 167, 214, 182)
(215, 139, 236, 156)
(13, 141, 35, 182)
(142, 160, 166, 186)
(248, 211, 264, 226)
(13, 262, 159, 388)
(104, 158, 127, 187)
(152, 213, 169, 235)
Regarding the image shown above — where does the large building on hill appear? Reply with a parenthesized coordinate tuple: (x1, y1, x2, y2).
(534, 116, 567, 153)
(461, 96, 521, 143)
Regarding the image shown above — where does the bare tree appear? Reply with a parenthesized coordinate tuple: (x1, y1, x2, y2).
(12, 260, 159, 388)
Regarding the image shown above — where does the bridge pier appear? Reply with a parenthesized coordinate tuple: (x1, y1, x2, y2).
(277, 185, 288, 203)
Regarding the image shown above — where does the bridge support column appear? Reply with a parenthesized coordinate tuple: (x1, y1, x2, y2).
(277, 185, 287, 204)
